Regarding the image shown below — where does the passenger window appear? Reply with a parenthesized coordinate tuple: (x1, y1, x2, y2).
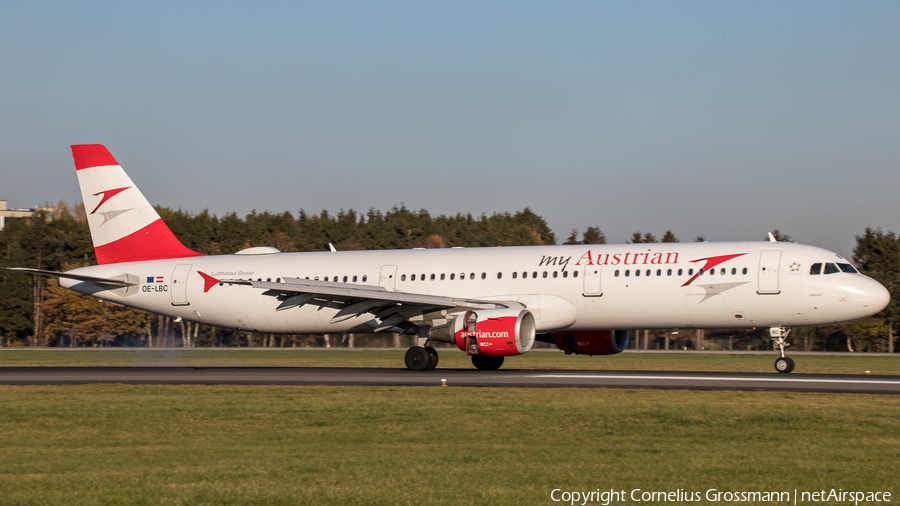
(362, 275, 367, 282)
(430, 274, 435, 281)
(470, 273, 475, 280)
(657, 269, 662, 276)
(563, 271, 568, 278)
(353, 275, 358, 282)
(731, 268, 736, 275)
(615, 270, 620, 277)
(401, 274, 407, 281)
(421, 274, 425, 280)
(553, 271, 558, 278)
(824, 263, 840, 274)
(699, 269, 704, 275)
(635, 269, 641, 277)
(481, 272, 486, 280)
(512, 272, 517, 279)
(522, 272, 527, 279)
(460, 273, 465, 280)
(497, 272, 502, 279)
(276, 278, 281, 283)
(542, 271, 548, 278)
(742, 268, 747, 275)
(450, 273, 455, 280)
(678, 269, 683, 276)
(411, 274, 416, 281)
(573, 271, 578, 278)
(625, 270, 630, 277)
(322, 276, 328, 281)
(720, 268, 725, 275)
(441, 273, 446, 280)
(810, 263, 822, 275)
(667, 269, 672, 276)
(532, 272, 537, 279)
(710, 269, 715, 276)
(838, 263, 858, 273)
(688, 269, 693, 276)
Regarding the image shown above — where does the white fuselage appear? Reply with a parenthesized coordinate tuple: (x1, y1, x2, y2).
(61, 241, 887, 334)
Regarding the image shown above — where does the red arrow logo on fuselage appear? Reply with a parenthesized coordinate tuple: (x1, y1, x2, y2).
(681, 253, 748, 287)
(198, 271, 221, 292)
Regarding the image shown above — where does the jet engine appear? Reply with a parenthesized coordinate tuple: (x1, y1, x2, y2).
(429, 309, 536, 356)
(551, 330, 630, 356)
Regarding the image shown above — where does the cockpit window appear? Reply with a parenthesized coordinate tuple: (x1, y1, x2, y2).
(810, 263, 822, 275)
(823, 263, 840, 274)
(838, 263, 858, 274)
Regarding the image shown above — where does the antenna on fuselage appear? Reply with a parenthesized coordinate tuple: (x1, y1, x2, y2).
(767, 232, 777, 243)
(328, 243, 337, 253)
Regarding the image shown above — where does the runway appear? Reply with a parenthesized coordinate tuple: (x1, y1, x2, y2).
(1, 367, 899, 393)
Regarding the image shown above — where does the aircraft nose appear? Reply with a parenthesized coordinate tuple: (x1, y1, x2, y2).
(862, 280, 890, 316)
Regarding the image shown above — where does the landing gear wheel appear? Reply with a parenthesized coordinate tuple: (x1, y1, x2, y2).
(424, 346, 439, 371)
(405, 346, 430, 371)
(775, 356, 795, 374)
(472, 355, 504, 371)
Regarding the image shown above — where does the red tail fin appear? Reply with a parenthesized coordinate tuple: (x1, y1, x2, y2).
(72, 144, 205, 264)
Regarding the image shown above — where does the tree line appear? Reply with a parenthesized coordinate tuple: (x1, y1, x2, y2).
(0, 202, 896, 352)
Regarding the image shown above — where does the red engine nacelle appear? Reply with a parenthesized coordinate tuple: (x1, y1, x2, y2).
(553, 330, 630, 356)
(451, 309, 536, 357)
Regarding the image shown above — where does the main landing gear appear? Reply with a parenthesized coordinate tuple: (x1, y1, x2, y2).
(770, 326, 795, 374)
(403, 345, 505, 371)
(404, 345, 439, 371)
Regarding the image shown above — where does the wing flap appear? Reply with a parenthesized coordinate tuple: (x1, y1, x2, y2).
(220, 276, 519, 312)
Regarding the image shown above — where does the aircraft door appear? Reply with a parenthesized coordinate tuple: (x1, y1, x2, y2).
(171, 264, 192, 306)
(583, 265, 602, 295)
(583, 265, 602, 309)
(757, 250, 782, 294)
(379, 265, 397, 291)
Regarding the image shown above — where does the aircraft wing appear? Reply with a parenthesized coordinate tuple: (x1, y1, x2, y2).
(219, 276, 520, 332)
(6, 268, 137, 287)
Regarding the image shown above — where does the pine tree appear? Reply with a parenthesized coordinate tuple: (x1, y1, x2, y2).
(853, 227, 900, 352)
(582, 227, 606, 244)
(0, 243, 34, 344)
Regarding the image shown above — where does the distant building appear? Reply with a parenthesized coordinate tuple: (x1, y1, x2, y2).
(0, 200, 37, 231)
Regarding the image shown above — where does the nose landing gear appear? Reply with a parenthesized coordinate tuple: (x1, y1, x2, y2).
(770, 326, 794, 373)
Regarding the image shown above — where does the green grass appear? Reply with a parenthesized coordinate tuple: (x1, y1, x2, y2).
(1, 349, 899, 375)
(0, 385, 897, 505)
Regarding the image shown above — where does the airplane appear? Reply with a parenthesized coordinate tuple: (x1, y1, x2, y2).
(10, 144, 891, 373)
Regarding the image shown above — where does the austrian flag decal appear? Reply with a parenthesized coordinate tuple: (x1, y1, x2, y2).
(146, 276, 164, 283)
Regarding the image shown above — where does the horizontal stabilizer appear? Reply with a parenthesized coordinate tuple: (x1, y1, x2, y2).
(7, 268, 136, 287)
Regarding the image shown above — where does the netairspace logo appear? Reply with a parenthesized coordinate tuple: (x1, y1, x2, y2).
(549, 488, 892, 505)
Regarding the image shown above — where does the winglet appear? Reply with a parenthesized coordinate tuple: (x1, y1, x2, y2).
(328, 243, 337, 253)
(768, 232, 777, 242)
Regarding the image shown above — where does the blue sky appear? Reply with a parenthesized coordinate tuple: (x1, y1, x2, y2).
(2, 1, 898, 255)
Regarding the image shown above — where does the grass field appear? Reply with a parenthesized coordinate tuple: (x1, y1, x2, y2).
(1, 349, 899, 375)
(0, 385, 897, 505)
